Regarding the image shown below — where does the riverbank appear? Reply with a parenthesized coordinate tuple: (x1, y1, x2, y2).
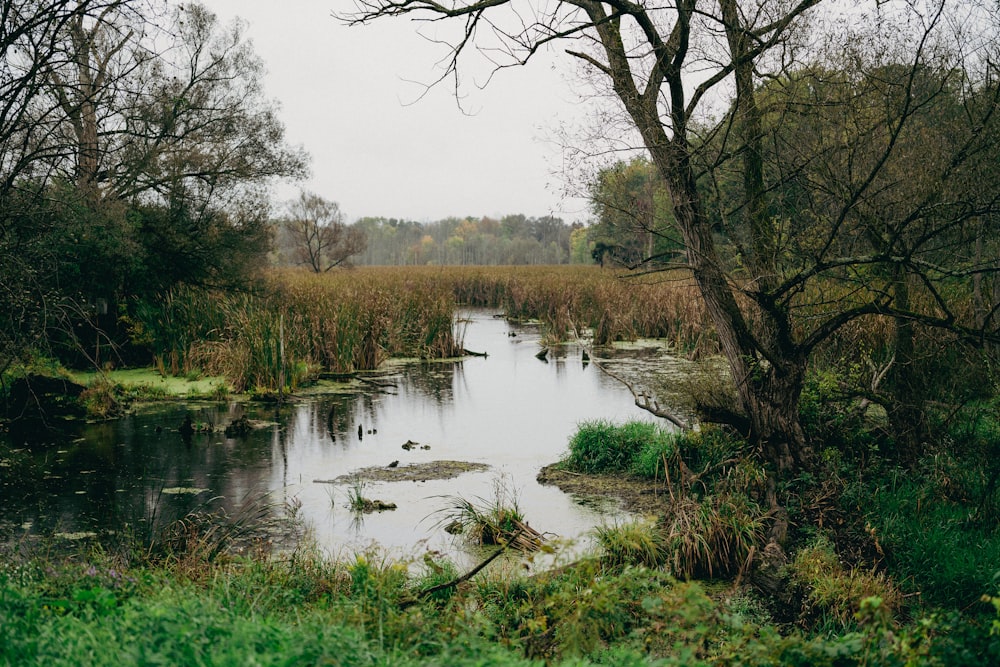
(3, 522, 997, 666)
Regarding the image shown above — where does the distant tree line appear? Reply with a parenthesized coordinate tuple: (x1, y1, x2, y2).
(320, 214, 586, 266)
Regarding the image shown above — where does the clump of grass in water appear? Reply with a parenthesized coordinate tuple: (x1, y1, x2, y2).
(432, 476, 544, 552)
(346, 476, 368, 513)
(565, 419, 676, 475)
(343, 476, 396, 514)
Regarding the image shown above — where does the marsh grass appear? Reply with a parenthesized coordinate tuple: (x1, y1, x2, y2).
(565, 419, 676, 476)
(664, 492, 765, 580)
(790, 535, 903, 627)
(132, 270, 469, 392)
(594, 519, 668, 568)
(129, 265, 723, 394)
(443, 265, 714, 352)
(109, 489, 287, 568)
(564, 421, 767, 579)
(431, 477, 544, 551)
(346, 476, 368, 513)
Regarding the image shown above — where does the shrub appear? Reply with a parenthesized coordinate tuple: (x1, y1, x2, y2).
(790, 535, 903, 627)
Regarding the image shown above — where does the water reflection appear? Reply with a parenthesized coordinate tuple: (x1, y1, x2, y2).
(2, 310, 658, 563)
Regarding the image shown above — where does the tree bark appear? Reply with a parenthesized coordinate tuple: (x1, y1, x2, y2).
(886, 269, 926, 463)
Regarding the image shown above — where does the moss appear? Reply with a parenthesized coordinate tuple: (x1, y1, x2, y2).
(69, 367, 231, 399)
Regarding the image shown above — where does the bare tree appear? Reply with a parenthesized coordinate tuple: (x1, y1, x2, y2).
(285, 191, 367, 272)
(343, 0, 1000, 478)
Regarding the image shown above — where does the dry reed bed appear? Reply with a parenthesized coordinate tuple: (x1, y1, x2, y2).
(137, 270, 464, 392)
(137, 265, 956, 394)
(421, 265, 714, 349)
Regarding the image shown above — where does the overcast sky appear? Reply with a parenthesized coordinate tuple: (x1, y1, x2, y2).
(197, 0, 595, 223)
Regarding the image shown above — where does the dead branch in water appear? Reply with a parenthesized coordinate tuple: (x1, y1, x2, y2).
(572, 328, 692, 430)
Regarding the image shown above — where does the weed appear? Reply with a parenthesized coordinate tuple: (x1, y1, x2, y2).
(790, 534, 903, 627)
(432, 476, 544, 551)
(594, 519, 668, 569)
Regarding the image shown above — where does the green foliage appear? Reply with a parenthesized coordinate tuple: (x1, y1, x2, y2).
(350, 214, 574, 266)
(798, 366, 885, 455)
(846, 462, 1000, 608)
(565, 419, 674, 475)
(790, 535, 903, 627)
(594, 519, 668, 569)
(587, 156, 682, 268)
(3, 542, 1000, 667)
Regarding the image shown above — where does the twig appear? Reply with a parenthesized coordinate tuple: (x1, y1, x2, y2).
(399, 527, 525, 609)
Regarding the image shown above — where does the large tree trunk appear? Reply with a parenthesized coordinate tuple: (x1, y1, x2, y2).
(649, 134, 810, 470)
(69, 15, 102, 205)
(585, 0, 812, 473)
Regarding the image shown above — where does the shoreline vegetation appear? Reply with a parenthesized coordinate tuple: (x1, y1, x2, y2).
(3, 265, 1000, 664)
(7, 265, 713, 420)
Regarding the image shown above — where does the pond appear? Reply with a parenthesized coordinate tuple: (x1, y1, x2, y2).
(2, 310, 660, 565)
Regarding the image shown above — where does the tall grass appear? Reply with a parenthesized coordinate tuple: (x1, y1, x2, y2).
(442, 265, 713, 351)
(129, 266, 721, 392)
(131, 269, 468, 392)
(129, 265, 942, 397)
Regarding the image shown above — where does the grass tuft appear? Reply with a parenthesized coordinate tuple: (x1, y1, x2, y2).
(431, 476, 544, 551)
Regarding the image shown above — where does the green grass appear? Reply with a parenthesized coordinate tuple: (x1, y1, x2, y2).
(565, 419, 676, 475)
(2, 540, 999, 666)
(847, 472, 1000, 608)
(594, 519, 668, 568)
(69, 368, 230, 398)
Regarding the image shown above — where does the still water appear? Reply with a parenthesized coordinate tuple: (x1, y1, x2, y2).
(3, 310, 657, 562)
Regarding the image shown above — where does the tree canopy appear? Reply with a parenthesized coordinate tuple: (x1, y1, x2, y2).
(349, 214, 579, 266)
(0, 0, 306, 370)
(344, 0, 1000, 482)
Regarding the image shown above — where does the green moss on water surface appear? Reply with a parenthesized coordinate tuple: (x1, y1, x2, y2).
(68, 367, 231, 399)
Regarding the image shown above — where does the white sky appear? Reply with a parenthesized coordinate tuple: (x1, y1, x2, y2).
(197, 0, 594, 223)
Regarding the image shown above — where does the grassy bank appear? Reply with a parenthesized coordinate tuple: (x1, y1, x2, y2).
(3, 526, 997, 666)
(547, 415, 1000, 664)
